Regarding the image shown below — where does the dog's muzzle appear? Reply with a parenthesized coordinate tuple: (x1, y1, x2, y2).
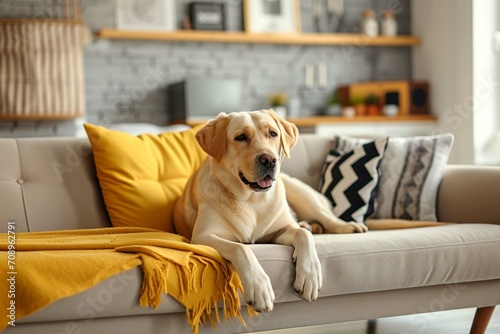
(239, 154, 277, 192)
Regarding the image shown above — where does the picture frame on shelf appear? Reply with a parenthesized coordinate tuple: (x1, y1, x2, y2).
(116, 0, 176, 31)
(244, 0, 301, 33)
(189, 2, 225, 31)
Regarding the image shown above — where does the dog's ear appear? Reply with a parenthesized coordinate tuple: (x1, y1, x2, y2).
(196, 112, 230, 163)
(265, 109, 298, 158)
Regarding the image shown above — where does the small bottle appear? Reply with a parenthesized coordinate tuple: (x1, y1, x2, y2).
(361, 10, 378, 37)
(381, 10, 397, 36)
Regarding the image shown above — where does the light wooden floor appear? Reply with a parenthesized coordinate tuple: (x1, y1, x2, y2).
(259, 307, 500, 334)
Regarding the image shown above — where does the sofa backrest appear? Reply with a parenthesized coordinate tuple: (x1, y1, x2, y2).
(283, 134, 331, 189)
(0, 138, 110, 233)
(1, 135, 498, 233)
(0, 134, 331, 233)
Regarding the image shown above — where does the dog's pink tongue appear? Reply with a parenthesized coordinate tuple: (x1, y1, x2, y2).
(257, 175, 273, 188)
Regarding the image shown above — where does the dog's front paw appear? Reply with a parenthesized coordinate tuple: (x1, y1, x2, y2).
(340, 221, 368, 233)
(293, 239, 322, 302)
(242, 268, 275, 312)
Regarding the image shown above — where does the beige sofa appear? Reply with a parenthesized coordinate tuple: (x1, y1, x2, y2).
(1, 134, 499, 334)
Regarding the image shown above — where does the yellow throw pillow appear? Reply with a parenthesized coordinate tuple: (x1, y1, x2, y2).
(84, 124, 206, 232)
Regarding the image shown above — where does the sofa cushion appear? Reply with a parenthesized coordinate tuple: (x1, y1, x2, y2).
(256, 224, 500, 303)
(330, 134, 454, 221)
(19, 224, 500, 325)
(84, 124, 206, 232)
(319, 138, 388, 224)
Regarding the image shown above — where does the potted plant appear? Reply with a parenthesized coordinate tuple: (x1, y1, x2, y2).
(365, 93, 380, 115)
(268, 92, 288, 118)
(326, 92, 341, 116)
(350, 94, 366, 116)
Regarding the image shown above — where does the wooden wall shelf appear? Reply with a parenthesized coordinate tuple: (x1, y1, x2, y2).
(95, 29, 421, 47)
(0, 114, 83, 121)
(177, 115, 436, 127)
(287, 114, 436, 127)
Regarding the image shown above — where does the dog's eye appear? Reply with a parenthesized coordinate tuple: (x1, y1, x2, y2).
(235, 134, 247, 141)
(270, 131, 278, 138)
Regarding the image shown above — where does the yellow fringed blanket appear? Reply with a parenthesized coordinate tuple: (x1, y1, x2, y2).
(0, 227, 247, 333)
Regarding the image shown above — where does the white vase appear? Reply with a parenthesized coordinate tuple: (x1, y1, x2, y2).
(288, 97, 301, 118)
(342, 106, 356, 118)
(273, 106, 287, 118)
(361, 10, 379, 37)
(383, 104, 399, 117)
(381, 11, 397, 36)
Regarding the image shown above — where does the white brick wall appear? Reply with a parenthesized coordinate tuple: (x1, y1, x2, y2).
(0, 0, 412, 137)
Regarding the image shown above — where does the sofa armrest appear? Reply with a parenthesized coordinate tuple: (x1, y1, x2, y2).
(437, 165, 500, 224)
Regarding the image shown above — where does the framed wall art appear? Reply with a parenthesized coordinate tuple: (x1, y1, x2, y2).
(244, 0, 301, 33)
(116, 0, 176, 31)
(189, 2, 225, 31)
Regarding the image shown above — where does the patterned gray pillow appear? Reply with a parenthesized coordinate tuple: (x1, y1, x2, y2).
(330, 134, 454, 221)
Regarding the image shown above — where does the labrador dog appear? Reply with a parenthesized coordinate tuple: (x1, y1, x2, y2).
(173, 109, 368, 313)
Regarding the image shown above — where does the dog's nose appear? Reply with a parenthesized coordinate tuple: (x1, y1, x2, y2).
(259, 154, 277, 168)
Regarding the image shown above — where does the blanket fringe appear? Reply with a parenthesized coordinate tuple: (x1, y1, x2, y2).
(139, 259, 169, 309)
(0, 228, 251, 334)
(139, 255, 249, 334)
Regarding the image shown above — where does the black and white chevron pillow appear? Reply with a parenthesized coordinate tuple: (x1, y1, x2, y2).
(319, 138, 388, 224)
(330, 134, 454, 221)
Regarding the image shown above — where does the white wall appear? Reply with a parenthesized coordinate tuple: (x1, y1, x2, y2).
(412, 0, 500, 165)
(412, 0, 474, 164)
(473, 0, 499, 165)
